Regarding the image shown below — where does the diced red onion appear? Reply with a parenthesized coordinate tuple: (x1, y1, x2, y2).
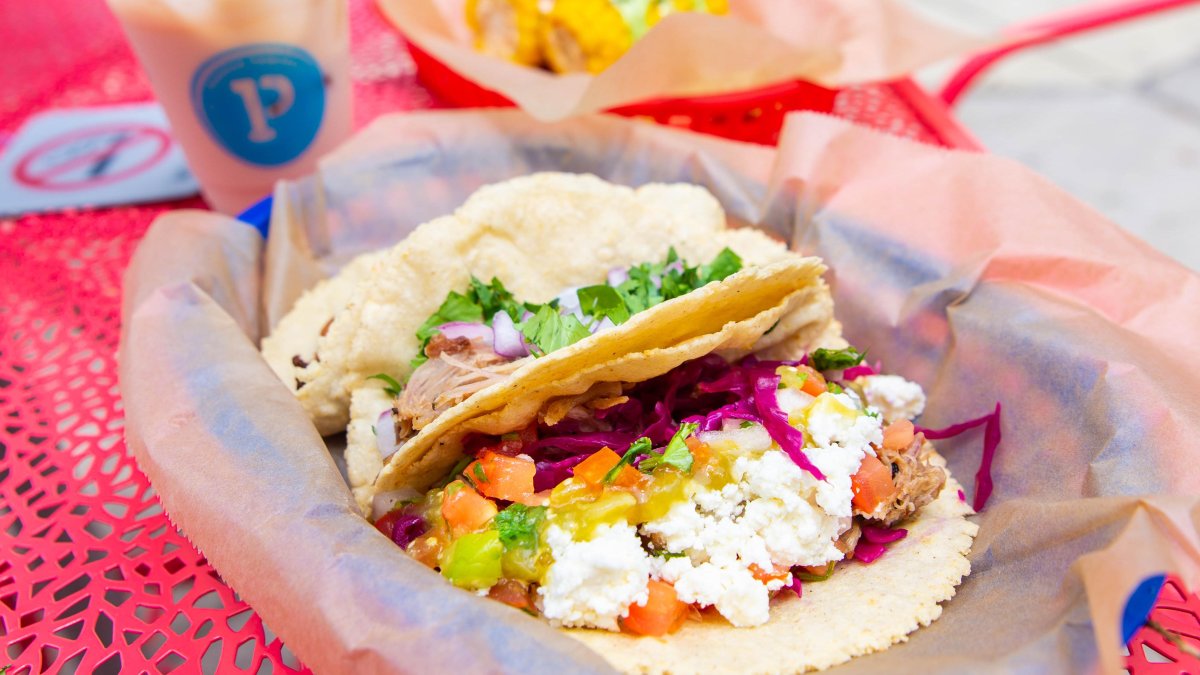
(556, 287, 582, 313)
(436, 321, 493, 343)
(607, 267, 628, 286)
(491, 311, 528, 358)
(375, 408, 398, 460)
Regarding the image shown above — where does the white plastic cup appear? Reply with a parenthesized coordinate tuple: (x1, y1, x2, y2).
(107, 0, 352, 214)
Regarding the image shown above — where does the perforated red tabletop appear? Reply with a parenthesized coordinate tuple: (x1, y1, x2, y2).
(1, 1, 1193, 673)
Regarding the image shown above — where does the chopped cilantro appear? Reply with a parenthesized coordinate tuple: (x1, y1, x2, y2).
(649, 549, 688, 559)
(604, 437, 652, 484)
(367, 373, 403, 398)
(826, 382, 844, 394)
(473, 462, 488, 484)
(468, 276, 524, 322)
(739, 421, 756, 429)
(519, 304, 591, 356)
(411, 277, 528, 368)
(699, 247, 743, 284)
(576, 284, 631, 325)
(436, 456, 474, 488)
(495, 504, 546, 549)
(810, 346, 866, 372)
(412, 249, 744, 366)
(640, 422, 698, 473)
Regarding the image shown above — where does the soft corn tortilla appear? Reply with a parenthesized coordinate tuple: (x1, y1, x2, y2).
(260, 248, 386, 434)
(569, 454, 978, 674)
(373, 258, 833, 494)
(295, 172, 811, 436)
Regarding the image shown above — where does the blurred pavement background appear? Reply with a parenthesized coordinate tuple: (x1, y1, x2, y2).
(909, 0, 1200, 272)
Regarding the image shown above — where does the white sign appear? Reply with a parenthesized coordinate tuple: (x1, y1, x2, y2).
(0, 104, 198, 216)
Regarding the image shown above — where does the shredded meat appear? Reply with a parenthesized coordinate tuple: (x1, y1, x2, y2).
(539, 381, 627, 427)
(834, 521, 862, 559)
(394, 337, 526, 438)
(860, 434, 946, 527)
(424, 333, 471, 359)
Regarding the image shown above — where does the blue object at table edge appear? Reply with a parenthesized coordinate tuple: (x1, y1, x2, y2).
(238, 195, 273, 237)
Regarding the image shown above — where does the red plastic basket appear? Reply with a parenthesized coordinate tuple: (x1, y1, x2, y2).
(406, 41, 838, 146)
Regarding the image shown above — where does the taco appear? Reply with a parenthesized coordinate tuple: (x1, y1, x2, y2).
(370, 329, 975, 672)
(263, 173, 839, 507)
(262, 173, 977, 672)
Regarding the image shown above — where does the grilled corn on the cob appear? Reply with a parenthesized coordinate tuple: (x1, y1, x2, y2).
(465, 0, 543, 66)
(467, 0, 729, 74)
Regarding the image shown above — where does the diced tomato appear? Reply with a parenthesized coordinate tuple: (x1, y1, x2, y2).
(882, 419, 915, 451)
(685, 436, 712, 467)
(748, 563, 789, 584)
(796, 365, 827, 397)
(488, 579, 535, 613)
(851, 455, 897, 513)
(622, 580, 689, 636)
(468, 451, 537, 503)
(573, 447, 620, 484)
(572, 447, 642, 488)
(441, 481, 498, 535)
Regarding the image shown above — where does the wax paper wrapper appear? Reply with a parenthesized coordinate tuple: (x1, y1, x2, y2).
(120, 110, 1200, 674)
(375, 0, 986, 120)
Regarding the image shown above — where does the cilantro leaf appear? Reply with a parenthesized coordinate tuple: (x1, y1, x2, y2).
(640, 422, 698, 473)
(700, 247, 743, 283)
(604, 437, 652, 484)
(649, 549, 688, 559)
(495, 504, 546, 549)
(810, 346, 867, 372)
(519, 304, 591, 356)
(469, 276, 523, 323)
(367, 373, 403, 398)
(576, 284, 631, 326)
(473, 462, 488, 484)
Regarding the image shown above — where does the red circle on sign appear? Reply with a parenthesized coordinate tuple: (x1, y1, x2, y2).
(13, 123, 173, 192)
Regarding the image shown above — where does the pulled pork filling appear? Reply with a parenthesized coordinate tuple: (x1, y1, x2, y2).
(858, 433, 946, 528)
(393, 333, 527, 441)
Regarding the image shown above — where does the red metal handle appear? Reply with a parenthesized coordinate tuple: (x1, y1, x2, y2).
(938, 0, 1200, 106)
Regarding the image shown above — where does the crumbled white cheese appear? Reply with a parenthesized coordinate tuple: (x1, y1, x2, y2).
(641, 446, 850, 627)
(804, 394, 883, 452)
(538, 523, 650, 631)
(860, 374, 926, 422)
(669, 560, 771, 627)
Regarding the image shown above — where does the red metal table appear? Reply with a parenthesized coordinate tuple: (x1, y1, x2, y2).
(1, 0, 1196, 673)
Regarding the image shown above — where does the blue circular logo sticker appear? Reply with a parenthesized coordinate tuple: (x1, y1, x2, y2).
(190, 43, 326, 167)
